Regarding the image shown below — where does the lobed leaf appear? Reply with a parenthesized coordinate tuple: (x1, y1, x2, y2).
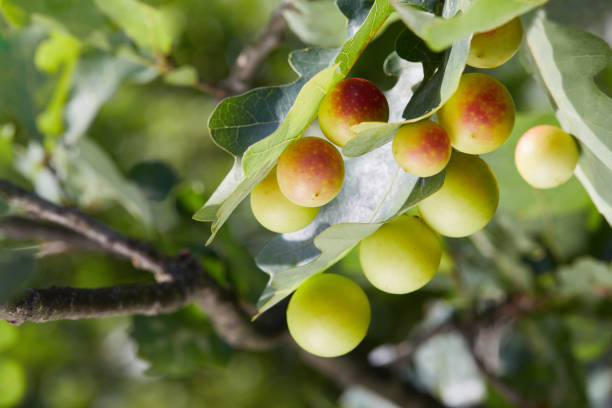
(194, 0, 394, 243)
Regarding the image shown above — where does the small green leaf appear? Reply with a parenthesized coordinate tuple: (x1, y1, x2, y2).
(0, 247, 36, 304)
(163, 65, 198, 87)
(94, 0, 178, 55)
(523, 12, 612, 225)
(0, 358, 26, 407)
(0, 200, 8, 216)
(34, 30, 81, 142)
(128, 160, 178, 202)
(56, 138, 152, 225)
(0, 27, 47, 141)
(0, 0, 26, 27)
(393, 0, 547, 52)
(33, 30, 80, 74)
(0, 123, 14, 172)
(63, 52, 156, 145)
(283, 0, 347, 48)
(5, 0, 109, 38)
(557, 257, 612, 299)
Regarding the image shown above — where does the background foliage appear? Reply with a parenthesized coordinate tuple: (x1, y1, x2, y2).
(0, 0, 611, 407)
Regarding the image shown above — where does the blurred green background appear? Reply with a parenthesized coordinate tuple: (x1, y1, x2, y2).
(0, 0, 611, 407)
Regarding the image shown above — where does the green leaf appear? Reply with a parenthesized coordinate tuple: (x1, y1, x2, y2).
(3, 0, 109, 38)
(163, 65, 198, 87)
(395, 27, 443, 68)
(0, 358, 26, 407)
(515, 316, 589, 407)
(130, 307, 230, 377)
(0, 0, 26, 27)
(393, 0, 547, 52)
(0, 200, 8, 216)
(34, 30, 81, 142)
(523, 12, 612, 225)
(255, 143, 444, 314)
(342, 0, 469, 157)
(93, 0, 178, 55)
(283, 0, 347, 48)
(0, 247, 36, 304)
(63, 52, 156, 145)
(128, 160, 178, 202)
(557, 257, 612, 299)
(56, 138, 152, 225)
(0, 124, 14, 173)
(0, 26, 47, 141)
(194, 0, 395, 243)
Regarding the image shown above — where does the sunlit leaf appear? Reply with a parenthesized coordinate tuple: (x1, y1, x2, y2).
(94, 0, 179, 55)
(283, 0, 347, 48)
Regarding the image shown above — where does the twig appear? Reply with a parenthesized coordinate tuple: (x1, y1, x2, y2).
(220, 1, 290, 95)
(301, 351, 447, 408)
(369, 319, 455, 367)
(458, 320, 538, 408)
(160, 1, 291, 99)
(0, 216, 102, 256)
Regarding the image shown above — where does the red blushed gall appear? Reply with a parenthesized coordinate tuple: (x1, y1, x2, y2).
(438, 73, 515, 155)
(318, 78, 389, 147)
(277, 137, 345, 207)
(392, 120, 451, 177)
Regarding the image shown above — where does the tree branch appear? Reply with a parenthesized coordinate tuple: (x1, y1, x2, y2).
(0, 179, 448, 405)
(0, 216, 102, 256)
(0, 282, 194, 325)
(0, 179, 279, 350)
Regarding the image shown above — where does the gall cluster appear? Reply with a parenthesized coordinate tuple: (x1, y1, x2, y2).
(250, 18, 580, 358)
